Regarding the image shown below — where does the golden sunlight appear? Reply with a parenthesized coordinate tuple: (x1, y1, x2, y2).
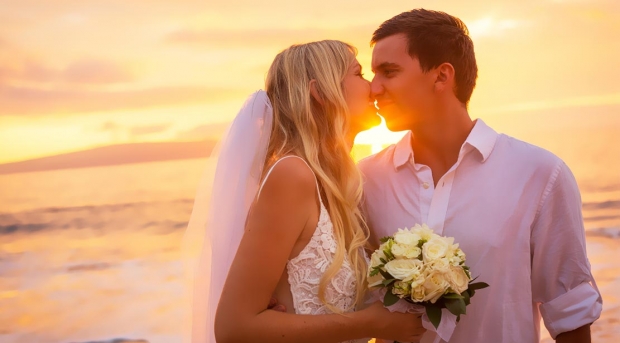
(352, 116, 408, 161)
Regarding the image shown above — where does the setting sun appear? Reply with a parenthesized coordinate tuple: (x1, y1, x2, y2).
(352, 116, 408, 161)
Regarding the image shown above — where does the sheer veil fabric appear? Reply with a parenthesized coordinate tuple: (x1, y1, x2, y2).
(182, 90, 273, 342)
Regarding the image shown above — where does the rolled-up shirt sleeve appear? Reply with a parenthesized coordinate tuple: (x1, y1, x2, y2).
(530, 161, 602, 339)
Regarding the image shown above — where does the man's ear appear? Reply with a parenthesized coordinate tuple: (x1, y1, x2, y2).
(434, 62, 455, 92)
(309, 79, 324, 105)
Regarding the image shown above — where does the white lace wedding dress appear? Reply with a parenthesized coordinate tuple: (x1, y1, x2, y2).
(259, 156, 368, 343)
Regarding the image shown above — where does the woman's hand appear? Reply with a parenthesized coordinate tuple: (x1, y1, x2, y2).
(359, 301, 427, 342)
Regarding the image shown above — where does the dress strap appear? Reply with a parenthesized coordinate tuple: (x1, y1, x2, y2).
(257, 155, 322, 204)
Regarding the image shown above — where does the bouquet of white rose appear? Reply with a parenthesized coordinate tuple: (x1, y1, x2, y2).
(367, 224, 488, 329)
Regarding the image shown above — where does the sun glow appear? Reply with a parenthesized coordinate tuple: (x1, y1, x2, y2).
(352, 116, 408, 161)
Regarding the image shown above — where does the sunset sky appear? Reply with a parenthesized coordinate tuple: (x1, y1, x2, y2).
(0, 0, 618, 164)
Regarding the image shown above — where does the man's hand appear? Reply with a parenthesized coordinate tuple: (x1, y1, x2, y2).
(267, 297, 287, 312)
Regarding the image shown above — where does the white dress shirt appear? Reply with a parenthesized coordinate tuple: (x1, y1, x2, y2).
(358, 119, 602, 343)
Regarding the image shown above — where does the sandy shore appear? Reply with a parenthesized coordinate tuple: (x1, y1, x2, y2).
(0, 227, 617, 343)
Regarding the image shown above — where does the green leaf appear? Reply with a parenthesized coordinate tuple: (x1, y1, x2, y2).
(444, 298, 466, 317)
(383, 289, 400, 306)
(379, 257, 387, 264)
(382, 278, 396, 287)
(369, 268, 380, 277)
(461, 289, 471, 306)
(378, 269, 394, 281)
(379, 236, 391, 243)
(442, 293, 464, 300)
(469, 282, 489, 291)
(426, 305, 442, 329)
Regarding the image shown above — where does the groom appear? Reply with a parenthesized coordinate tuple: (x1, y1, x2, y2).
(359, 8, 602, 343)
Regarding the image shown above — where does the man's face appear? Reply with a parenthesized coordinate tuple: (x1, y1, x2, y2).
(371, 33, 436, 131)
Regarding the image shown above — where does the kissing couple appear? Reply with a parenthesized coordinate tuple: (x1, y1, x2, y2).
(185, 8, 602, 343)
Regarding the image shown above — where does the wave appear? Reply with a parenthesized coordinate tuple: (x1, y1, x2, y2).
(0, 199, 193, 235)
(70, 339, 149, 343)
(1, 197, 618, 238)
(586, 227, 620, 239)
(582, 200, 620, 211)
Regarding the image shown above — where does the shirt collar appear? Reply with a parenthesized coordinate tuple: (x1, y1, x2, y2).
(463, 119, 498, 162)
(392, 131, 414, 169)
(391, 119, 498, 169)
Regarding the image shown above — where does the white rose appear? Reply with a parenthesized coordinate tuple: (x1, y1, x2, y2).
(393, 280, 411, 298)
(422, 270, 450, 303)
(370, 249, 386, 268)
(427, 257, 451, 272)
(390, 243, 407, 259)
(411, 224, 435, 241)
(391, 243, 421, 259)
(404, 246, 422, 259)
(384, 259, 423, 281)
(446, 266, 470, 294)
(409, 272, 425, 289)
(411, 284, 426, 302)
(393, 228, 421, 246)
(422, 236, 452, 262)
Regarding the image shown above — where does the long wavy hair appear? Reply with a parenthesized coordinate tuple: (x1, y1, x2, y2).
(264, 40, 369, 312)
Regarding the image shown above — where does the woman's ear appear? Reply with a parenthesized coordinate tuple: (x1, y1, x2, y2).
(309, 79, 324, 105)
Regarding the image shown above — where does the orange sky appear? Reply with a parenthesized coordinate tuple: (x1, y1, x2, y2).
(0, 0, 619, 164)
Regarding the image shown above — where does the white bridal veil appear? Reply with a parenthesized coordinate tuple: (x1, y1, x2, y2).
(182, 90, 273, 343)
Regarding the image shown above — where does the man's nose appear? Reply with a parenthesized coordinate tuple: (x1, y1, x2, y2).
(370, 76, 383, 98)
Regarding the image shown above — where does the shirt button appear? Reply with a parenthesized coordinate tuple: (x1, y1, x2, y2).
(423, 182, 430, 189)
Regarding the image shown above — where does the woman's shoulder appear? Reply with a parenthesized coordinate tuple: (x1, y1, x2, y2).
(259, 156, 317, 202)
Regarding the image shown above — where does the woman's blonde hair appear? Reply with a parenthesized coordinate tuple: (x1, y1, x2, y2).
(264, 40, 368, 311)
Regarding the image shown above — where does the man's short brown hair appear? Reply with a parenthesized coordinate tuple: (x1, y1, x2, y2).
(372, 9, 478, 106)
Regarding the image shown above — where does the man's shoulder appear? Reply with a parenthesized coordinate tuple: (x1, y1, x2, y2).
(496, 133, 564, 171)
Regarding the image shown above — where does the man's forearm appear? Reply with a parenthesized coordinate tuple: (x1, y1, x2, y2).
(556, 324, 591, 343)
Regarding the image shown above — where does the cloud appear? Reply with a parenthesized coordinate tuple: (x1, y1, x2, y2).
(0, 85, 243, 116)
(467, 17, 523, 38)
(130, 123, 172, 137)
(176, 122, 231, 140)
(476, 93, 620, 115)
(0, 57, 134, 85)
(62, 59, 134, 84)
(165, 25, 376, 48)
(99, 121, 121, 132)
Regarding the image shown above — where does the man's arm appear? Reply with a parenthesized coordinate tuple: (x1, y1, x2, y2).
(556, 324, 591, 343)
(530, 161, 602, 340)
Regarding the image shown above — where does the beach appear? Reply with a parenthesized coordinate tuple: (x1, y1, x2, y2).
(0, 158, 618, 343)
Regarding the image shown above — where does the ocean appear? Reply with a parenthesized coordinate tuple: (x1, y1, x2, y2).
(0, 152, 618, 342)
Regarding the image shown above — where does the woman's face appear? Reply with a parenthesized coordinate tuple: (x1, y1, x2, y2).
(342, 59, 381, 133)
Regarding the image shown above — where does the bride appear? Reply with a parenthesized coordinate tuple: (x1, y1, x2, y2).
(186, 40, 425, 343)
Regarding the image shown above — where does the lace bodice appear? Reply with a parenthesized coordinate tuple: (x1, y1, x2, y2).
(287, 199, 358, 315)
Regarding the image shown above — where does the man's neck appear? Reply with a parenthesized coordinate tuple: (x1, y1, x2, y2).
(409, 107, 474, 184)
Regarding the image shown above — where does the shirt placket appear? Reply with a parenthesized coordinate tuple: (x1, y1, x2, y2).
(419, 146, 471, 236)
(427, 169, 456, 236)
(414, 164, 434, 225)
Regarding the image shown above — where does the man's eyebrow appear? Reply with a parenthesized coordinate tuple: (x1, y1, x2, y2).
(372, 62, 401, 73)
